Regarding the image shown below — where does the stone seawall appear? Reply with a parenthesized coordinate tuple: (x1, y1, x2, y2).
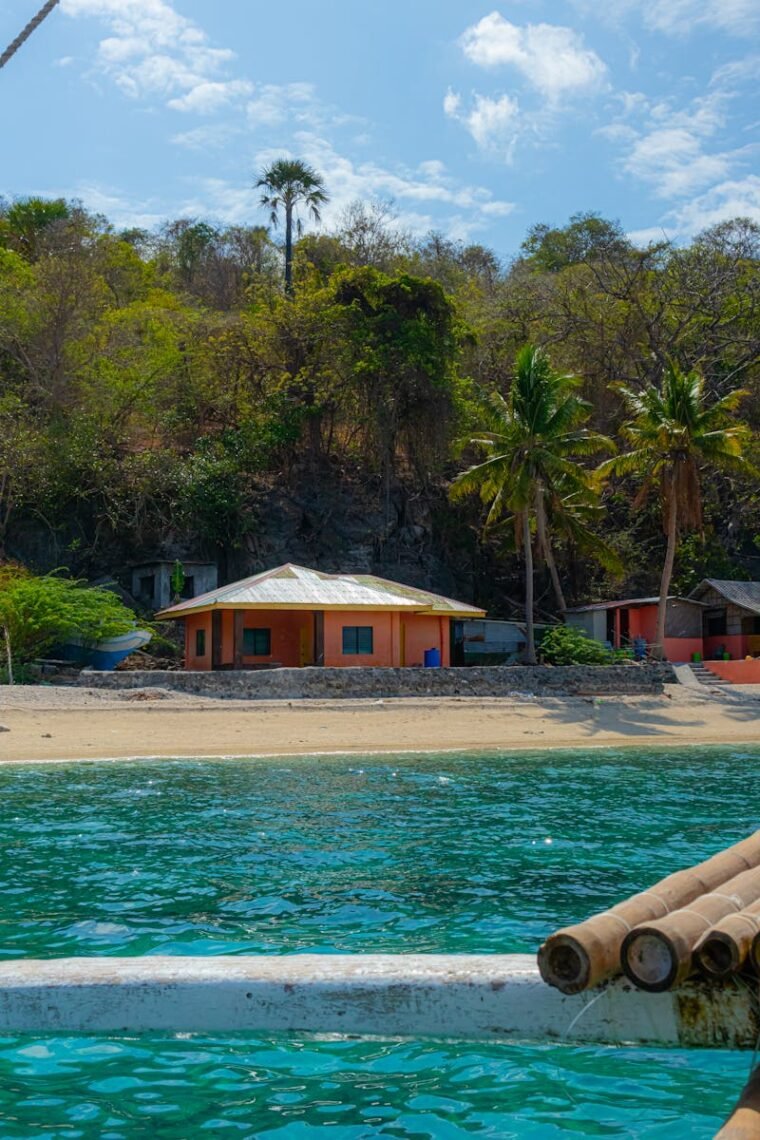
(79, 663, 675, 699)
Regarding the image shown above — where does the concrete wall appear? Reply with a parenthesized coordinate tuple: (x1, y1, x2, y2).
(81, 662, 675, 698)
(703, 659, 760, 684)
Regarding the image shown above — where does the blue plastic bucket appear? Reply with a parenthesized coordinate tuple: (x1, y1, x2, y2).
(423, 648, 441, 668)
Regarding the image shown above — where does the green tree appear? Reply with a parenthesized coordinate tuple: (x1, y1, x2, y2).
(0, 568, 139, 680)
(597, 362, 752, 658)
(256, 159, 329, 293)
(452, 345, 611, 663)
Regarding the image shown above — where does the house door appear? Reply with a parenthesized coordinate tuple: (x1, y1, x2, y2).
(620, 608, 630, 646)
(211, 611, 223, 670)
(299, 625, 312, 666)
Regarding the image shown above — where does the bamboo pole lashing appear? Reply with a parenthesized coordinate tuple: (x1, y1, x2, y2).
(537, 830, 760, 994)
(693, 899, 760, 980)
(621, 866, 760, 992)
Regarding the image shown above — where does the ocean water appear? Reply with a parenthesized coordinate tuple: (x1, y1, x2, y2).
(0, 747, 757, 1137)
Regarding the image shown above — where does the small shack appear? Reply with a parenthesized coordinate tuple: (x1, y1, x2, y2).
(131, 561, 218, 612)
(157, 563, 485, 670)
(688, 579, 760, 660)
(564, 596, 705, 661)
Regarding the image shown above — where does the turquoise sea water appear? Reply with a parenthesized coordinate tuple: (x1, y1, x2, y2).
(0, 747, 758, 1137)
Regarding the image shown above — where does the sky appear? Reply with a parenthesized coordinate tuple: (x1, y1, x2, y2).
(0, 0, 758, 260)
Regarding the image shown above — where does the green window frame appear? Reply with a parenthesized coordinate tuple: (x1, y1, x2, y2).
(195, 629, 206, 657)
(243, 627, 271, 656)
(342, 626, 373, 655)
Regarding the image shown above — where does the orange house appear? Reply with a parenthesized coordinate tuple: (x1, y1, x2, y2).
(157, 563, 485, 670)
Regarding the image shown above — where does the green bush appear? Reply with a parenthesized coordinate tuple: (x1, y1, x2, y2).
(0, 566, 140, 678)
(538, 624, 612, 666)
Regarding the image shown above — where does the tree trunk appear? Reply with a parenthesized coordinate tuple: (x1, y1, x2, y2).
(2, 625, 12, 685)
(654, 469, 678, 661)
(536, 491, 566, 613)
(284, 202, 293, 295)
(523, 511, 537, 665)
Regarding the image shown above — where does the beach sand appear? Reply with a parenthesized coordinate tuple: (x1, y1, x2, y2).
(0, 684, 758, 762)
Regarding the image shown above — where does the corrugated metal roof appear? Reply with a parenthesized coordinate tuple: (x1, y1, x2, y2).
(691, 579, 760, 616)
(565, 596, 706, 613)
(157, 564, 485, 618)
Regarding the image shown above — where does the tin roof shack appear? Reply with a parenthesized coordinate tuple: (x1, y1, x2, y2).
(131, 562, 218, 613)
(157, 563, 485, 670)
(689, 579, 760, 664)
(564, 596, 705, 662)
(453, 619, 553, 665)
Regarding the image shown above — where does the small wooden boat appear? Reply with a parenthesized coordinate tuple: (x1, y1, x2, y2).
(60, 629, 152, 671)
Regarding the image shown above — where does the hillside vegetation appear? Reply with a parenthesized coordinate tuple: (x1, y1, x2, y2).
(1, 197, 758, 619)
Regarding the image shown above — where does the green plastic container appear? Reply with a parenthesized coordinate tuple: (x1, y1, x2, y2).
(691, 652, 702, 663)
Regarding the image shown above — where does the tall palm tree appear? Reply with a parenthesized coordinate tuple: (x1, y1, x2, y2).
(452, 345, 612, 664)
(255, 159, 328, 293)
(597, 362, 751, 659)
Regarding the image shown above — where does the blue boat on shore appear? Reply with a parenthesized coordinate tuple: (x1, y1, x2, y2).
(59, 629, 152, 671)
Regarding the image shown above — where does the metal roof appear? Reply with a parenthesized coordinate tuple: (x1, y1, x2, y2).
(690, 579, 760, 616)
(157, 564, 485, 619)
(565, 595, 706, 614)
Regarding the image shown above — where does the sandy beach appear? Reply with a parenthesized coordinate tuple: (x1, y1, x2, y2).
(0, 683, 758, 762)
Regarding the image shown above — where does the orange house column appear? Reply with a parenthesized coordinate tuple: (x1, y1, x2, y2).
(391, 612, 402, 666)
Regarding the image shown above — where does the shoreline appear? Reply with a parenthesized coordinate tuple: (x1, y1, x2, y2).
(1, 685, 759, 764)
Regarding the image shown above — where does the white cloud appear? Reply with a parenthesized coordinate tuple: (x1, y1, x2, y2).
(60, 0, 242, 111)
(177, 135, 514, 241)
(640, 0, 759, 35)
(667, 175, 760, 235)
(573, 0, 759, 35)
(445, 91, 521, 159)
(168, 80, 253, 114)
(624, 126, 733, 197)
(602, 86, 752, 201)
(459, 11, 607, 101)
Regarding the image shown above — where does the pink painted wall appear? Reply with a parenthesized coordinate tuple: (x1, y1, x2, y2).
(183, 609, 453, 669)
(323, 611, 397, 667)
(703, 659, 760, 684)
(402, 615, 450, 667)
(703, 634, 746, 660)
(185, 612, 211, 670)
(663, 637, 704, 662)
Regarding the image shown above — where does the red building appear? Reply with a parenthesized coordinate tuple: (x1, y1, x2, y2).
(157, 563, 485, 670)
(565, 579, 760, 680)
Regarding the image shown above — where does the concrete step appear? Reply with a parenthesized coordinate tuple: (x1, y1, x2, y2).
(690, 665, 731, 685)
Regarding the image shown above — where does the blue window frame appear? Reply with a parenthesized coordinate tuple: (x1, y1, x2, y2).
(342, 626, 373, 655)
(243, 628, 271, 656)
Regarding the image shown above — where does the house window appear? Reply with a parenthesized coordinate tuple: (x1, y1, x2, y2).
(342, 626, 373, 655)
(243, 628, 271, 656)
(706, 609, 727, 637)
(138, 575, 155, 603)
(195, 629, 206, 657)
(181, 576, 195, 599)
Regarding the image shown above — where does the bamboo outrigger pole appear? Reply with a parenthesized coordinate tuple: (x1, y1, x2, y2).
(693, 899, 760, 980)
(538, 830, 760, 993)
(621, 866, 760, 992)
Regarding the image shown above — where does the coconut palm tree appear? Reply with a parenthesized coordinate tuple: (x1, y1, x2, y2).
(255, 159, 328, 293)
(452, 345, 612, 663)
(597, 362, 751, 659)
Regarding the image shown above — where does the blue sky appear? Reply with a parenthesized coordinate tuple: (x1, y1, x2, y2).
(1, 0, 758, 259)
